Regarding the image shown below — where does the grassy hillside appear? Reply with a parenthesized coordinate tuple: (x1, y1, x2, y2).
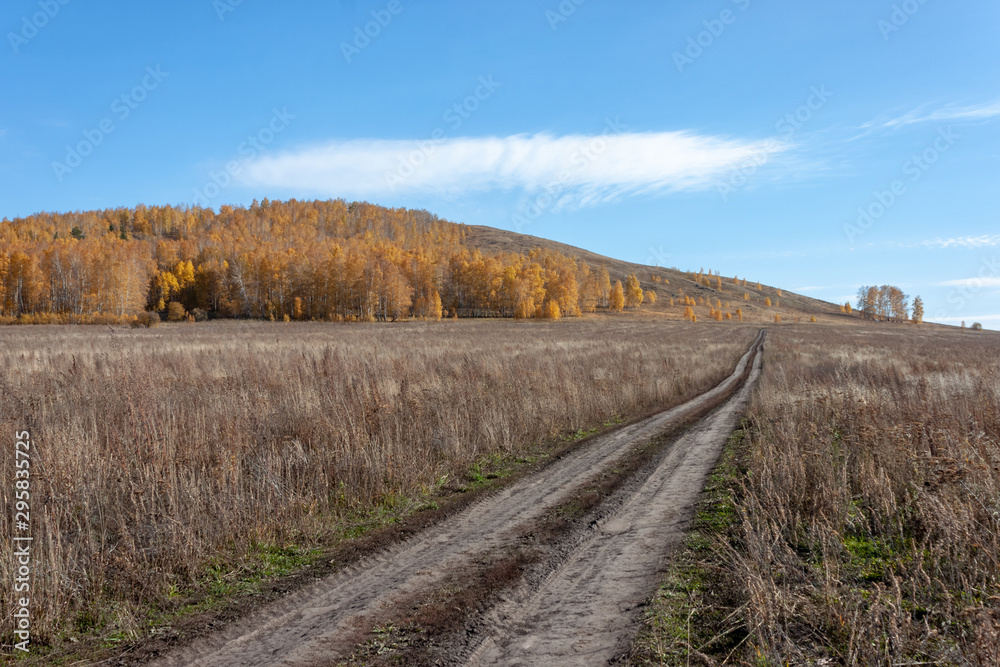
(465, 224, 904, 326)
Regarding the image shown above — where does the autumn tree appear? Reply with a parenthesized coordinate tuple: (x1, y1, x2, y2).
(911, 296, 924, 324)
(611, 280, 625, 312)
(0, 199, 624, 324)
(597, 266, 611, 309)
(624, 274, 643, 308)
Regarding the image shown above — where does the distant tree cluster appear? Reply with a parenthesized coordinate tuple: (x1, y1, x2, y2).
(856, 285, 924, 324)
(0, 199, 649, 323)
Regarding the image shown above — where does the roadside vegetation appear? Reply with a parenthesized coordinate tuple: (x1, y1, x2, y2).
(632, 325, 1000, 665)
(0, 319, 754, 661)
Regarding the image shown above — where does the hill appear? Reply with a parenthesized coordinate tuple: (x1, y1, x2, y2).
(463, 224, 853, 324)
(0, 198, 919, 326)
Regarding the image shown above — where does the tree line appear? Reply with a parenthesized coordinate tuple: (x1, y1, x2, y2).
(0, 199, 652, 323)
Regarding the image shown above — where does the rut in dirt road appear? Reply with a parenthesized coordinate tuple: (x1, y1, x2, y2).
(465, 333, 765, 666)
(150, 332, 764, 667)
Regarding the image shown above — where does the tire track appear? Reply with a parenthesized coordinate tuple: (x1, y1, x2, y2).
(464, 333, 765, 666)
(150, 331, 764, 667)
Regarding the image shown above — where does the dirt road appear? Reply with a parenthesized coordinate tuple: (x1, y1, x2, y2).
(151, 331, 765, 667)
(466, 334, 764, 665)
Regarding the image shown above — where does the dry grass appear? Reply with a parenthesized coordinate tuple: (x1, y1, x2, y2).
(633, 324, 1000, 666)
(0, 318, 754, 654)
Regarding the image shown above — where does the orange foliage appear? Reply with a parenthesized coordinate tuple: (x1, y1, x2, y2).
(0, 200, 615, 323)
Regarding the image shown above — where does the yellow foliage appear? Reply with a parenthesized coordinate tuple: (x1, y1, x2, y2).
(430, 290, 443, 321)
(774, 314, 782, 323)
(166, 301, 186, 322)
(545, 300, 561, 320)
(611, 280, 625, 312)
(765, 297, 772, 307)
(173, 260, 195, 289)
(625, 274, 644, 308)
(645, 290, 657, 305)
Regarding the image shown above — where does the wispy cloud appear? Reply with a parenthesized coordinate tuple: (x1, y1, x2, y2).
(938, 277, 1000, 288)
(864, 101, 1000, 131)
(237, 131, 792, 203)
(918, 235, 1000, 249)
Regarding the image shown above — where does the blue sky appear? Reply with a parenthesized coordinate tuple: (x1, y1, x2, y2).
(3, 0, 999, 328)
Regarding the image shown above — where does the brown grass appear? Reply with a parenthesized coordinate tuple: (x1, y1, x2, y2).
(0, 318, 754, 655)
(633, 324, 1000, 665)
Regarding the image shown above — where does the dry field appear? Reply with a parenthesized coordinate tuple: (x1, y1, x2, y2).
(633, 324, 1000, 666)
(0, 318, 755, 657)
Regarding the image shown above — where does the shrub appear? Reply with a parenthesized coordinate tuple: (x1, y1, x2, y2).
(131, 311, 160, 328)
(191, 308, 209, 322)
(166, 301, 186, 322)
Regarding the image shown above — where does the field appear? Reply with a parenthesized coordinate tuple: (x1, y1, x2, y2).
(633, 325, 1000, 665)
(3, 319, 999, 665)
(0, 318, 755, 658)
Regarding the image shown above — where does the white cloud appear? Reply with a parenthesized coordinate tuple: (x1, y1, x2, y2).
(237, 131, 791, 203)
(938, 277, 1000, 288)
(920, 235, 1000, 249)
(865, 101, 1000, 130)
